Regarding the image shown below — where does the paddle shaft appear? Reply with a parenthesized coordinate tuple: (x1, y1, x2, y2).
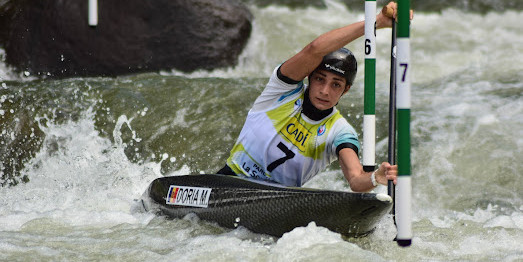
(382, 3, 397, 220)
(388, 18, 397, 218)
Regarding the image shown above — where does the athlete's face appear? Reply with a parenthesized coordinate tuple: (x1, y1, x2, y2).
(308, 70, 350, 111)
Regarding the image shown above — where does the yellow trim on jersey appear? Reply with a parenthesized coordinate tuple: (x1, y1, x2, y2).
(227, 143, 271, 178)
(266, 95, 344, 159)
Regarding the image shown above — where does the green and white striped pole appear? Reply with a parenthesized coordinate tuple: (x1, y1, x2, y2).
(396, 0, 412, 247)
(363, 0, 376, 173)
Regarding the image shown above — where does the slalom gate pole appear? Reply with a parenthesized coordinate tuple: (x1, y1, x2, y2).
(363, 0, 376, 173)
(88, 0, 98, 26)
(395, 0, 412, 247)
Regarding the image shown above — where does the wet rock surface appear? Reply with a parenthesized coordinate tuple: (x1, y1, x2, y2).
(0, 0, 252, 77)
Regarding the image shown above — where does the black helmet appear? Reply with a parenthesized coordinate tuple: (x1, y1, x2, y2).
(316, 48, 357, 86)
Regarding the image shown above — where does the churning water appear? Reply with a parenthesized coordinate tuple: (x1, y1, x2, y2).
(0, 1, 522, 261)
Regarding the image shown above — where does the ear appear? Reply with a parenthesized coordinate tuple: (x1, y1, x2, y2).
(342, 85, 351, 95)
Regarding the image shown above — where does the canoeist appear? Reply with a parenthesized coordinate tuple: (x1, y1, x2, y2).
(219, 2, 413, 192)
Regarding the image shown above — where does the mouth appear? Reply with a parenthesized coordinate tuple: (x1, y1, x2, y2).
(315, 97, 329, 104)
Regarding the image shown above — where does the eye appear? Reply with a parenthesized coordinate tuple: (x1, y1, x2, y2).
(314, 76, 325, 82)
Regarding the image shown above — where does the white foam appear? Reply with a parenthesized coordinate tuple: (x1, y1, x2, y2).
(376, 193, 393, 203)
(484, 215, 517, 229)
(272, 222, 385, 261)
(0, 109, 162, 231)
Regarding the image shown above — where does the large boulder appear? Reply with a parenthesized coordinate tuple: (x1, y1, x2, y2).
(0, 0, 252, 77)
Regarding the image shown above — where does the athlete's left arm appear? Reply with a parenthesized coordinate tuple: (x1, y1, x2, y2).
(338, 148, 397, 192)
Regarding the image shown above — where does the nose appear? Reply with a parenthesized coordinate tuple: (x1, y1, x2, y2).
(318, 82, 329, 96)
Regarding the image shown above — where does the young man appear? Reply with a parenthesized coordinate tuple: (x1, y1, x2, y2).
(219, 2, 404, 192)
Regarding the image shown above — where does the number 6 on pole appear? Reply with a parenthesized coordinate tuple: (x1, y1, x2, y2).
(363, 0, 377, 173)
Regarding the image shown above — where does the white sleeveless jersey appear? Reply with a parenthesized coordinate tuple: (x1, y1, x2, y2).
(226, 66, 360, 187)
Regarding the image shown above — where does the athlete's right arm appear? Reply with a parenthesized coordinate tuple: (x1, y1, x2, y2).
(279, 2, 398, 83)
(279, 21, 365, 83)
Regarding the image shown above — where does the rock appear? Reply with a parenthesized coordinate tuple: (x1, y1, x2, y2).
(0, 0, 252, 77)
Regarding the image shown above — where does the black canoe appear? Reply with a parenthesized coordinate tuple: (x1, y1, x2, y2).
(136, 174, 392, 237)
